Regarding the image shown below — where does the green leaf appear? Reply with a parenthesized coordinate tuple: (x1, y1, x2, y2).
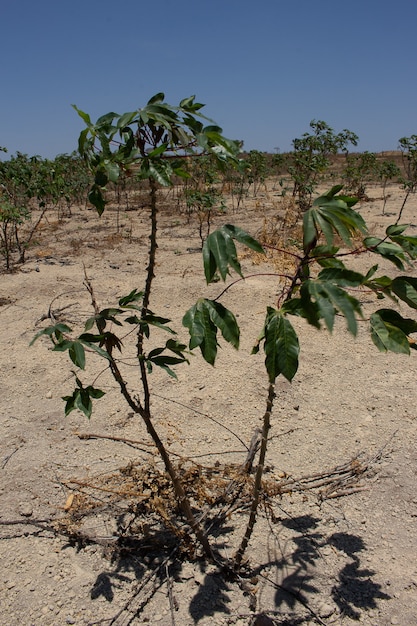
(148, 143, 168, 158)
(317, 267, 365, 287)
(263, 308, 299, 383)
(182, 300, 219, 365)
(52, 339, 73, 353)
(364, 237, 407, 269)
(315, 256, 345, 269)
(311, 245, 343, 268)
(302, 279, 362, 335)
(88, 186, 106, 216)
(222, 224, 265, 254)
(86, 386, 106, 400)
(75, 388, 93, 418)
(72, 105, 92, 126)
(303, 209, 317, 250)
(173, 167, 191, 179)
(204, 300, 240, 349)
(81, 341, 111, 361)
(98, 308, 124, 325)
(147, 92, 165, 104)
(62, 392, 76, 416)
(117, 111, 137, 128)
(165, 338, 188, 354)
(96, 112, 118, 127)
(389, 234, 417, 259)
(386, 224, 408, 236)
(104, 161, 120, 183)
(84, 317, 95, 332)
(118, 289, 144, 307)
(147, 354, 187, 379)
(69, 342, 86, 369)
(125, 315, 141, 325)
(30, 323, 72, 346)
(281, 295, 320, 327)
(203, 225, 263, 284)
(95, 170, 108, 186)
(374, 309, 417, 336)
(322, 184, 344, 198)
(305, 190, 367, 250)
(142, 314, 176, 334)
(391, 276, 417, 309)
(302, 282, 336, 331)
(204, 229, 236, 281)
(313, 211, 335, 247)
(370, 311, 411, 354)
(180, 95, 199, 110)
(364, 264, 379, 281)
(79, 333, 105, 343)
(182, 303, 205, 350)
(202, 241, 217, 284)
(147, 160, 173, 186)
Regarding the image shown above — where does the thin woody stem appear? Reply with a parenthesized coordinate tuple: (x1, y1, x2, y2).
(234, 383, 275, 568)
(134, 177, 213, 558)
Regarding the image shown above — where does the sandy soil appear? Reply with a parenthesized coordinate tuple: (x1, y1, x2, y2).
(1, 183, 417, 626)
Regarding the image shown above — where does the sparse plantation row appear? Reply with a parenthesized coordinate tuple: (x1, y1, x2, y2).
(1, 117, 416, 271)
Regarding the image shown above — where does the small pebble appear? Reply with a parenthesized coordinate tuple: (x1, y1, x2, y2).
(18, 503, 33, 517)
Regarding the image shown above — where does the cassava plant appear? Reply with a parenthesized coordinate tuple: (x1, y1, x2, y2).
(399, 134, 417, 192)
(32, 97, 417, 571)
(184, 187, 226, 245)
(32, 93, 245, 560)
(0, 197, 30, 270)
(0, 151, 81, 267)
(288, 120, 358, 211)
(342, 151, 379, 199)
(245, 150, 270, 197)
(397, 135, 417, 222)
(378, 159, 401, 214)
(182, 153, 226, 245)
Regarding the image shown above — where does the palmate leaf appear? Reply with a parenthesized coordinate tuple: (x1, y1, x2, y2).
(391, 276, 417, 309)
(182, 298, 239, 365)
(118, 289, 144, 308)
(303, 188, 366, 251)
(30, 323, 72, 346)
(317, 267, 366, 287)
(299, 279, 363, 334)
(203, 225, 264, 284)
(257, 308, 299, 383)
(147, 160, 173, 187)
(146, 339, 189, 379)
(69, 341, 86, 369)
(386, 224, 417, 259)
(88, 185, 106, 216)
(364, 237, 407, 269)
(370, 310, 416, 354)
(78, 336, 111, 361)
(51, 340, 85, 369)
(63, 384, 105, 418)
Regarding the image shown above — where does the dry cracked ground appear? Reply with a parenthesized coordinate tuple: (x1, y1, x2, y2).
(1, 183, 417, 626)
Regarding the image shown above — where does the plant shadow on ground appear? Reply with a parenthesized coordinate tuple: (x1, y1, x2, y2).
(249, 514, 390, 623)
(83, 512, 390, 624)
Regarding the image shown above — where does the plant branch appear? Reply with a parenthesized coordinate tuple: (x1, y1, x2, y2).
(233, 382, 275, 569)
(213, 273, 293, 303)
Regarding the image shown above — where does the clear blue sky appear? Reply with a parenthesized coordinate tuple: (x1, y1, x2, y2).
(1, 0, 416, 159)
